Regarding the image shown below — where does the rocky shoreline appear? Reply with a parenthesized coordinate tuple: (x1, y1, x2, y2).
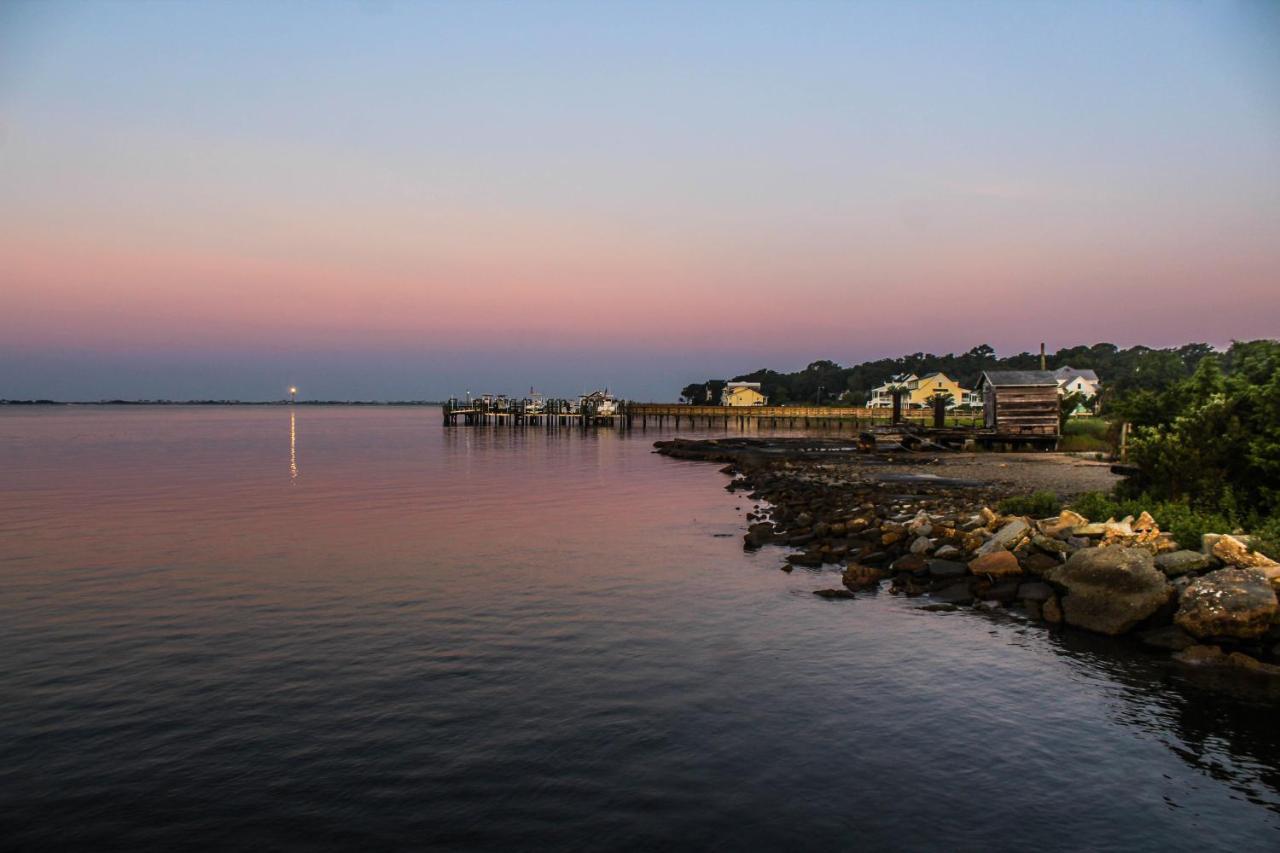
(656, 437, 1280, 677)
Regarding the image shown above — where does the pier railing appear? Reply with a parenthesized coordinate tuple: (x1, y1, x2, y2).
(442, 399, 984, 430)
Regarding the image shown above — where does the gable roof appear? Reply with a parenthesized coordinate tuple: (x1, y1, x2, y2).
(979, 370, 1059, 388)
(1054, 366, 1099, 382)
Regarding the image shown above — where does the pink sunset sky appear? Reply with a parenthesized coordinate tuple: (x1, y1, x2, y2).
(1, 1, 1278, 400)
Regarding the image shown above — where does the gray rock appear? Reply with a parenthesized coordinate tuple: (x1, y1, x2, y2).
(1155, 550, 1213, 577)
(813, 588, 855, 600)
(1138, 625, 1197, 651)
(927, 559, 969, 579)
(1016, 581, 1055, 603)
(975, 519, 1030, 556)
(1032, 534, 1069, 557)
(934, 544, 962, 560)
(1042, 547, 1173, 635)
(932, 581, 974, 606)
(1175, 568, 1278, 640)
(909, 536, 933, 554)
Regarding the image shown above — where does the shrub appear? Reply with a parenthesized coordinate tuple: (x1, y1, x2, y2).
(998, 491, 1061, 518)
(1066, 491, 1235, 551)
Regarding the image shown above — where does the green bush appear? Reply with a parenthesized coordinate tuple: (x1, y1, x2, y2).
(998, 491, 1061, 518)
(1062, 417, 1109, 438)
(1254, 515, 1280, 561)
(1066, 491, 1235, 551)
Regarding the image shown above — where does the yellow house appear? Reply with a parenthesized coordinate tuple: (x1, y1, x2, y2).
(721, 382, 768, 406)
(906, 373, 971, 408)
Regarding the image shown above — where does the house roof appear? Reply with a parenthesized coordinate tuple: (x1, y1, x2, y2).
(725, 382, 762, 391)
(1054, 366, 1099, 382)
(979, 370, 1059, 388)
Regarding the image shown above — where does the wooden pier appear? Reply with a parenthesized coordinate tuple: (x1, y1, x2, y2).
(442, 398, 1055, 449)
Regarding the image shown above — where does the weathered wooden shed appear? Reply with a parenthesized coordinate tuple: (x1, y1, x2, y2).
(976, 371, 1060, 440)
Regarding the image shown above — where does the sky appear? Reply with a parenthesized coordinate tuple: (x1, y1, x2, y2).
(1, 0, 1278, 401)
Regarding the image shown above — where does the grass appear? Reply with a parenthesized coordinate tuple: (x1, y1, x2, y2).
(997, 490, 1062, 518)
(1059, 417, 1113, 453)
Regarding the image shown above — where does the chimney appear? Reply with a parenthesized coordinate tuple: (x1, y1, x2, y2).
(1040, 342, 1046, 371)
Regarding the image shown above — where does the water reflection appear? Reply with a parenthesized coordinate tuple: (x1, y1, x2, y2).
(1044, 624, 1280, 813)
(289, 408, 297, 481)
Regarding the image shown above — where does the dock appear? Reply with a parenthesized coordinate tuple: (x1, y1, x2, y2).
(442, 397, 1057, 449)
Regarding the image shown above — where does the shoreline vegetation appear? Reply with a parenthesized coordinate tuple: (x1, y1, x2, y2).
(656, 436, 1280, 682)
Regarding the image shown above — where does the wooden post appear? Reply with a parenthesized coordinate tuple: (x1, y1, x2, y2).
(891, 389, 903, 425)
(933, 395, 946, 429)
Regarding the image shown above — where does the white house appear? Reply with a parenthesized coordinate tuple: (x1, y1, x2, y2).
(1053, 367, 1100, 399)
(866, 374, 917, 408)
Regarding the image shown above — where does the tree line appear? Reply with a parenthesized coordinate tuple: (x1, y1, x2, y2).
(680, 342, 1219, 407)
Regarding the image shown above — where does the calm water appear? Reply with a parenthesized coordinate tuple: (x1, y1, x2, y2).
(2, 406, 1279, 851)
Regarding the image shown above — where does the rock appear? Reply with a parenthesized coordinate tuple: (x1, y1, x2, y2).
(1212, 534, 1280, 574)
(1155, 550, 1212, 577)
(1173, 645, 1280, 676)
(1016, 581, 1055, 603)
(1174, 568, 1278, 641)
(786, 551, 824, 568)
(1038, 509, 1088, 539)
(1073, 522, 1108, 537)
(744, 522, 776, 549)
(968, 551, 1023, 578)
(1019, 552, 1062, 575)
(1024, 600, 1043, 620)
(927, 559, 969, 579)
(921, 603, 958, 612)
(882, 531, 902, 546)
(983, 581, 1021, 604)
(1202, 533, 1251, 555)
(795, 512, 813, 528)
(891, 554, 929, 575)
(909, 536, 933, 555)
(934, 544, 962, 560)
(1042, 547, 1172, 635)
(932, 581, 974, 606)
(1031, 534, 1069, 558)
(1042, 595, 1063, 624)
(1137, 625, 1197, 651)
(842, 564, 886, 591)
(975, 519, 1030, 555)
(813, 588, 855, 599)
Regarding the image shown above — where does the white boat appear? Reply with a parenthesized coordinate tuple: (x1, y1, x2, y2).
(579, 389, 618, 416)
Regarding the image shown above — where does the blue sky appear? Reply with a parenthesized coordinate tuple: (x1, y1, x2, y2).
(1, 1, 1277, 400)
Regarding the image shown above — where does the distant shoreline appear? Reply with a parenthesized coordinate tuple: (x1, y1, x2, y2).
(0, 400, 445, 407)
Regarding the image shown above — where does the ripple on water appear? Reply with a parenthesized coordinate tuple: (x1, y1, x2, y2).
(1, 407, 1278, 850)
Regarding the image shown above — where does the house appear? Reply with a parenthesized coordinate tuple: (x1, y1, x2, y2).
(1054, 366, 1100, 399)
(867, 372, 974, 409)
(976, 371, 1060, 436)
(721, 382, 767, 407)
(867, 374, 917, 408)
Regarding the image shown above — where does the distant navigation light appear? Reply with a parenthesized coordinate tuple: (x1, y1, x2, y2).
(289, 386, 298, 403)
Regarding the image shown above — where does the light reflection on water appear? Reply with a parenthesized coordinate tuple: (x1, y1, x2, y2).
(0, 405, 1278, 850)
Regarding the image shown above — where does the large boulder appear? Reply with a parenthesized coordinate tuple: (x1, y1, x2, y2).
(1043, 546, 1172, 635)
(1174, 568, 1278, 641)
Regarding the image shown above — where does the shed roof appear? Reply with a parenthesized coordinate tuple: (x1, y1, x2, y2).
(979, 370, 1059, 388)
